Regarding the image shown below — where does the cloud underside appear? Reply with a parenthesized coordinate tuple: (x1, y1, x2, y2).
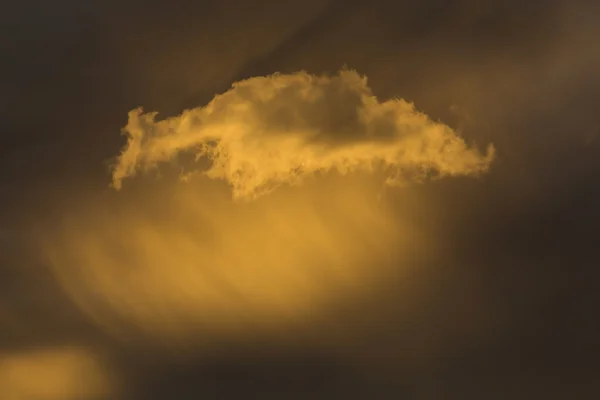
(111, 69, 494, 199)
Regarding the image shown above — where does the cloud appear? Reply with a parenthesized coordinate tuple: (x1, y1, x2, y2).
(0, 348, 111, 400)
(40, 178, 412, 346)
(111, 69, 494, 200)
(37, 69, 493, 348)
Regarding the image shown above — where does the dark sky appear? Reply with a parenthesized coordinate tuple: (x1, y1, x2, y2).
(1, 1, 599, 399)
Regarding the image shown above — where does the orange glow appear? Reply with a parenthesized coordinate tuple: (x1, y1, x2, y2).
(41, 177, 413, 345)
(0, 348, 111, 400)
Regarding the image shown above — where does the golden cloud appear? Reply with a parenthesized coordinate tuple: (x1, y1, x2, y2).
(111, 69, 494, 200)
(38, 69, 493, 347)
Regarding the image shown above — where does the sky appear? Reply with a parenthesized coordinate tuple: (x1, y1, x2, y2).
(1, 0, 599, 399)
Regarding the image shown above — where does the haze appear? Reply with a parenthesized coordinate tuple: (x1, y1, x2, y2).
(1, 1, 599, 399)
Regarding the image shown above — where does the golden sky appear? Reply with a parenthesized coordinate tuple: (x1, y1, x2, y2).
(1, 1, 599, 399)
